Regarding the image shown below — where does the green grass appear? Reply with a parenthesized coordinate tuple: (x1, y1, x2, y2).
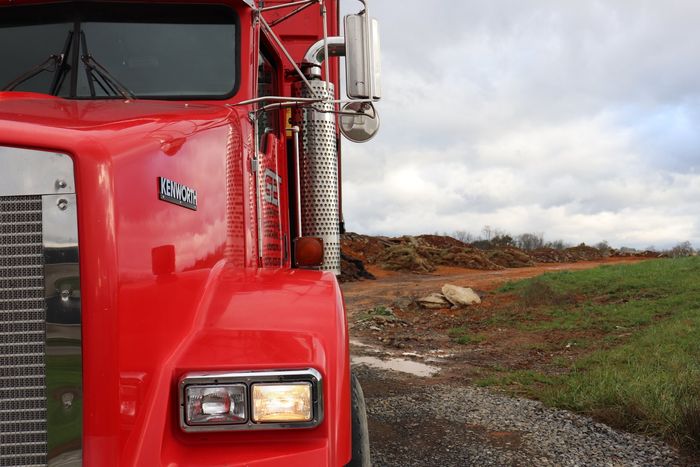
(369, 306, 394, 316)
(355, 305, 396, 323)
(448, 326, 486, 345)
(490, 257, 700, 451)
(476, 369, 556, 388)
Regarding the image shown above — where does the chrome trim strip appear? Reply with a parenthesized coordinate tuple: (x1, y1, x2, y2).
(0, 148, 75, 197)
(42, 192, 82, 466)
(179, 368, 323, 432)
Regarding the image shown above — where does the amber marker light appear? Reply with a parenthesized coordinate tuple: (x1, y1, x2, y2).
(294, 236, 324, 267)
(251, 382, 313, 423)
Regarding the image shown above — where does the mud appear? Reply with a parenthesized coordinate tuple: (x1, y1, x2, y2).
(343, 257, 697, 465)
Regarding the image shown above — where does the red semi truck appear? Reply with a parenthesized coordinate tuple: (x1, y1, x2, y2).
(0, 1, 381, 465)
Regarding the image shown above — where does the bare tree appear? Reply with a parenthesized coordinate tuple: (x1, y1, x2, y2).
(546, 239, 568, 250)
(517, 232, 544, 251)
(594, 240, 612, 257)
(670, 241, 695, 258)
(453, 230, 473, 244)
(481, 225, 493, 241)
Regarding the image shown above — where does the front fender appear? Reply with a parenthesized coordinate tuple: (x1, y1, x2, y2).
(130, 264, 351, 466)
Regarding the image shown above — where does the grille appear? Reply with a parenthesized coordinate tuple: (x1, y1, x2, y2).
(0, 196, 48, 467)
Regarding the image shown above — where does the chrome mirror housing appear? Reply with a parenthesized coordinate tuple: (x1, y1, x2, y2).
(344, 11, 381, 100)
(339, 102, 380, 143)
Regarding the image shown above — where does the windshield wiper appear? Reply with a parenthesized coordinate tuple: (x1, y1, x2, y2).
(2, 30, 74, 94)
(2, 54, 63, 92)
(80, 31, 135, 99)
(50, 31, 75, 95)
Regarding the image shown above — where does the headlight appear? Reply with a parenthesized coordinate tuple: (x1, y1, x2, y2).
(252, 382, 312, 423)
(185, 385, 247, 425)
(179, 369, 322, 432)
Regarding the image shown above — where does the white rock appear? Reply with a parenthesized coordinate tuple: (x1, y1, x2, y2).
(441, 284, 481, 306)
(417, 293, 451, 309)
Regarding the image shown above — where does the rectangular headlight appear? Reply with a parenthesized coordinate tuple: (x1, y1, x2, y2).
(185, 384, 246, 426)
(179, 369, 323, 432)
(252, 382, 312, 423)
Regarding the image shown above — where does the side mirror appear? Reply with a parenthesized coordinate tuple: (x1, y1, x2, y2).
(339, 102, 380, 143)
(344, 12, 381, 100)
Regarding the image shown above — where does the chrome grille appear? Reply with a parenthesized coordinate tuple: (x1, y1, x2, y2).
(0, 195, 48, 467)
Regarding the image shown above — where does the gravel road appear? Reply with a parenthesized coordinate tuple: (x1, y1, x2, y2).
(354, 365, 696, 467)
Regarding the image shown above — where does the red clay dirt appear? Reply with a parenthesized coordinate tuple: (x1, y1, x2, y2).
(343, 257, 651, 386)
(342, 257, 645, 314)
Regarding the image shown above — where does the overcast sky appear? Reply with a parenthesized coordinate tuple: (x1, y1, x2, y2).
(338, 0, 700, 249)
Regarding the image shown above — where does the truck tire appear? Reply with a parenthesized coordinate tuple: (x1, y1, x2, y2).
(347, 372, 371, 467)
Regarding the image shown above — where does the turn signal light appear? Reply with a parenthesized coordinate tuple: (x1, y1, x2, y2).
(252, 383, 313, 423)
(295, 237, 324, 267)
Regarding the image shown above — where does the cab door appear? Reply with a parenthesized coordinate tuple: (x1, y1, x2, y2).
(256, 49, 290, 268)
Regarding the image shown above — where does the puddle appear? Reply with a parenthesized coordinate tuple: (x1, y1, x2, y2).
(351, 355, 440, 377)
(350, 339, 374, 348)
(427, 349, 455, 358)
(350, 339, 382, 353)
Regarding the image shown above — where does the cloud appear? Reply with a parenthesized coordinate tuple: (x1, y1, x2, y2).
(339, 0, 700, 249)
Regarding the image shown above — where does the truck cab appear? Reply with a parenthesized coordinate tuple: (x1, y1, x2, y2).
(0, 1, 379, 465)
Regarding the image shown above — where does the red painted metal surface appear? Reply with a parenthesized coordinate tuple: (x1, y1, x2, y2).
(0, 0, 352, 465)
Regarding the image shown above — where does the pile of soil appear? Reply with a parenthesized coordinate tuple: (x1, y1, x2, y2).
(530, 247, 573, 263)
(340, 232, 394, 264)
(613, 250, 666, 259)
(339, 233, 657, 280)
(343, 233, 506, 274)
(339, 252, 376, 283)
(416, 234, 473, 249)
(486, 246, 535, 268)
(564, 244, 604, 261)
(436, 246, 504, 270)
(377, 243, 436, 273)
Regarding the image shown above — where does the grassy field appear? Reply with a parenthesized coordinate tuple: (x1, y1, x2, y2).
(474, 257, 700, 452)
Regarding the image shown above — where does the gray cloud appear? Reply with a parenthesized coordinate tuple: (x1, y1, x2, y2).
(339, 0, 700, 248)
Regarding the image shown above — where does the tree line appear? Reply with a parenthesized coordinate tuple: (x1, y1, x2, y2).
(444, 226, 696, 257)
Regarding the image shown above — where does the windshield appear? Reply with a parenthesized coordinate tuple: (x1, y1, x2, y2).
(0, 3, 239, 99)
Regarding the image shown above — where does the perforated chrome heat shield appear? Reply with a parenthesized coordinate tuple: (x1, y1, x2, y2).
(292, 81, 341, 274)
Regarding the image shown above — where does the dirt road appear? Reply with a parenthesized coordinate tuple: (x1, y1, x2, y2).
(342, 258, 645, 314)
(342, 258, 696, 466)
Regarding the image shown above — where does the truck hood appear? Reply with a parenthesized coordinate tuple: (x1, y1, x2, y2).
(0, 92, 235, 154)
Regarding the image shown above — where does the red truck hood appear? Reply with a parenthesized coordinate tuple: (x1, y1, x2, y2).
(0, 92, 235, 153)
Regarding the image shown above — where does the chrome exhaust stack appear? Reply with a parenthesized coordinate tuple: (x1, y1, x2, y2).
(290, 3, 382, 275)
(292, 79, 340, 274)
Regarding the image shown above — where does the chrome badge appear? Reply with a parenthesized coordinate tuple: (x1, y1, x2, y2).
(158, 177, 197, 210)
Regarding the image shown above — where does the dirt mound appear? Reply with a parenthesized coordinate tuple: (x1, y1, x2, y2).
(416, 234, 471, 250)
(341, 232, 394, 264)
(564, 244, 603, 261)
(376, 236, 505, 273)
(531, 247, 572, 263)
(339, 252, 376, 283)
(639, 250, 667, 258)
(339, 233, 653, 280)
(436, 246, 504, 270)
(377, 243, 436, 273)
(486, 246, 535, 268)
